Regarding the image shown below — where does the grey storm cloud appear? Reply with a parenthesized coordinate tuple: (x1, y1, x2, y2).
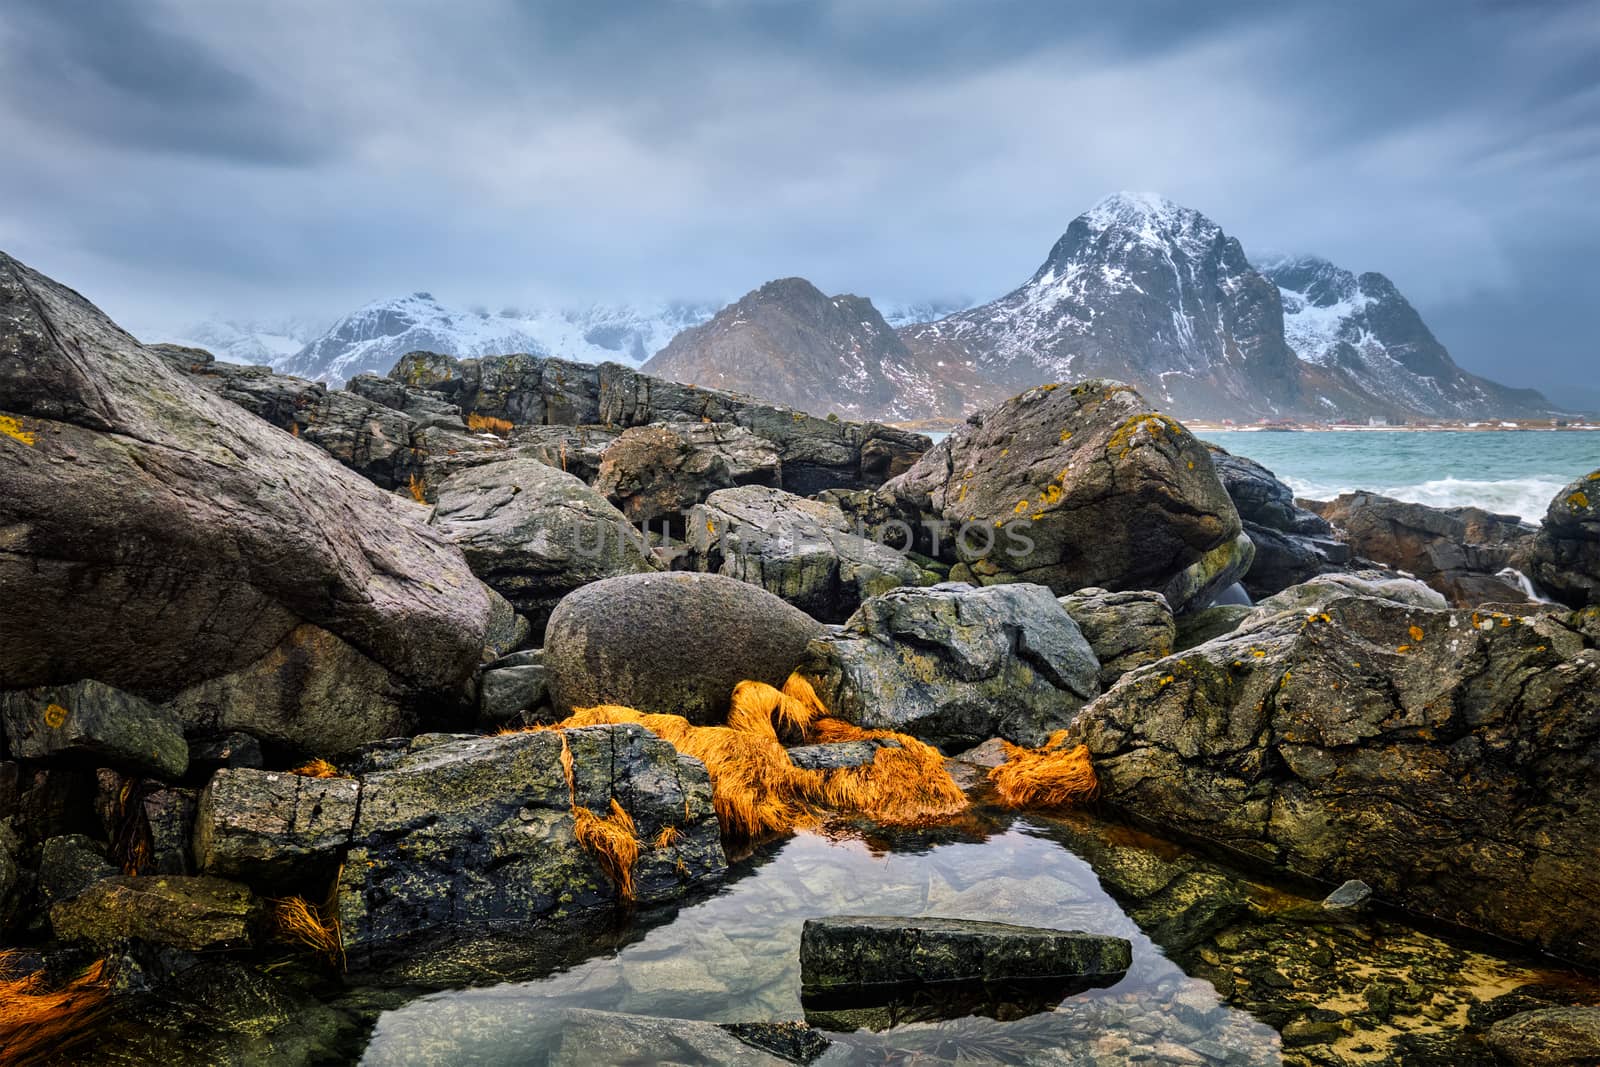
(0, 0, 1595, 398)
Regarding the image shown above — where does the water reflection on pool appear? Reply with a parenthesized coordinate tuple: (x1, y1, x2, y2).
(359, 817, 1280, 1065)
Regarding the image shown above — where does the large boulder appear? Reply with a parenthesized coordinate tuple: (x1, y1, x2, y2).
(1070, 591, 1600, 966)
(0, 252, 494, 750)
(335, 724, 726, 967)
(544, 572, 825, 724)
(594, 422, 780, 528)
(431, 458, 660, 636)
(1312, 491, 1535, 606)
(879, 381, 1240, 608)
(799, 582, 1100, 748)
(687, 486, 926, 622)
(1207, 447, 1351, 598)
(1530, 470, 1600, 608)
(1057, 588, 1176, 688)
(1, 679, 187, 778)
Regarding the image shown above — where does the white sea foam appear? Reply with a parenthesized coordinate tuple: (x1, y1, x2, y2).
(1284, 475, 1567, 524)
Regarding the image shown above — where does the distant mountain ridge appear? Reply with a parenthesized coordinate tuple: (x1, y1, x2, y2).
(163, 193, 1555, 422)
(268, 292, 716, 388)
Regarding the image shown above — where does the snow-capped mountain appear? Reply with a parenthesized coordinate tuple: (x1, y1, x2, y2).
(278, 292, 717, 387)
(892, 193, 1551, 421)
(877, 298, 973, 329)
(898, 192, 1305, 419)
(152, 317, 320, 369)
(641, 278, 974, 420)
(1259, 254, 1549, 419)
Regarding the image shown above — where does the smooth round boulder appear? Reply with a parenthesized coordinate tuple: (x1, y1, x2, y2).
(544, 572, 825, 724)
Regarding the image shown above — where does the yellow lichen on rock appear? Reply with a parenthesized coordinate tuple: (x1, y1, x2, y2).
(0, 414, 37, 446)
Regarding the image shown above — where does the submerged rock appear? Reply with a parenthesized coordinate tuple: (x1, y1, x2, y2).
(1530, 470, 1600, 608)
(1057, 588, 1176, 688)
(544, 572, 824, 724)
(50, 874, 258, 951)
(0, 251, 494, 748)
(432, 457, 660, 637)
(0, 680, 187, 778)
(879, 380, 1241, 607)
(800, 582, 1100, 748)
(798, 915, 1132, 993)
(688, 485, 926, 622)
(1072, 590, 1600, 966)
(550, 1009, 802, 1067)
(1488, 1007, 1600, 1066)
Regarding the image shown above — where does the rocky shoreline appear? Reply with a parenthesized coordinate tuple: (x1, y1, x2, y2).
(3, 247, 1599, 1064)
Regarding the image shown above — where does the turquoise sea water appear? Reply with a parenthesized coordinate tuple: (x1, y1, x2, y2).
(1201, 431, 1598, 523)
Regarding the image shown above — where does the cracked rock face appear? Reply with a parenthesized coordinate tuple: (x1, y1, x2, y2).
(799, 582, 1101, 748)
(431, 457, 660, 638)
(1531, 470, 1600, 609)
(880, 380, 1240, 605)
(688, 485, 926, 623)
(594, 422, 781, 528)
(195, 723, 726, 968)
(1070, 591, 1600, 966)
(0, 251, 493, 740)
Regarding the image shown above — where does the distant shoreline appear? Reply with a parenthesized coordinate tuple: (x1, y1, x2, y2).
(1188, 423, 1600, 434)
(892, 419, 1600, 435)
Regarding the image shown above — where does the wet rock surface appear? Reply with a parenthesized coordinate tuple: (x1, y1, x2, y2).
(545, 572, 825, 724)
(335, 724, 727, 967)
(0, 680, 187, 778)
(1072, 589, 1600, 967)
(801, 582, 1100, 747)
(1208, 448, 1351, 599)
(689, 485, 927, 622)
(50, 874, 258, 951)
(879, 380, 1240, 604)
(1530, 469, 1600, 608)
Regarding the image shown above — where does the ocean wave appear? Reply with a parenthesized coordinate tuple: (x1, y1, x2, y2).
(1283, 475, 1568, 524)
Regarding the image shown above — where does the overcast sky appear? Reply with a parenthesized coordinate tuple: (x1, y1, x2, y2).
(1, 0, 1596, 397)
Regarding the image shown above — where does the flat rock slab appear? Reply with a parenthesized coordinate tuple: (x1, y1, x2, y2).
(784, 739, 900, 771)
(49, 874, 258, 951)
(799, 915, 1132, 994)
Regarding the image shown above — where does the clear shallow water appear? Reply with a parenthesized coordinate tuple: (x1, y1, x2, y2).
(351, 808, 1594, 1066)
(1202, 430, 1599, 523)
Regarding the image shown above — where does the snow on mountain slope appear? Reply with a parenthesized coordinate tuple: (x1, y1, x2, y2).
(1261, 254, 1551, 419)
(899, 192, 1304, 418)
(151, 317, 320, 369)
(279, 292, 716, 387)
